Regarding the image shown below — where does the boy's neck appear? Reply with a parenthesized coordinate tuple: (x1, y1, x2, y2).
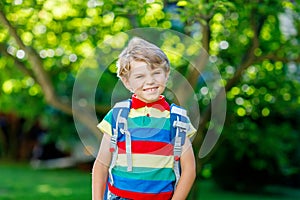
(131, 94, 170, 111)
(132, 94, 163, 103)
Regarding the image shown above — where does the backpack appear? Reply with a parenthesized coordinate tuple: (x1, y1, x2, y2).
(105, 99, 189, 197)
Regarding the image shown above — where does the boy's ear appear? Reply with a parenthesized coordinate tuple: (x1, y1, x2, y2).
(165, 70, 170, 81)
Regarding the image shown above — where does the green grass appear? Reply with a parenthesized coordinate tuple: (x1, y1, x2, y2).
(190, 179, 300, 200)
(1, 162, 300, 200)
(0, 163, 91, 200)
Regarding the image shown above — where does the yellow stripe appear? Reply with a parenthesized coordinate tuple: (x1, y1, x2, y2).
(129, 107, 170, 118)
(97, 109, 196, 138)
(116, 154, 174, 168)
(97, 120, 112, 136)
(98, 111, 195, 137)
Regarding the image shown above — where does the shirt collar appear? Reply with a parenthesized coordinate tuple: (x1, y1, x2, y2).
(131, 94, 170, 112)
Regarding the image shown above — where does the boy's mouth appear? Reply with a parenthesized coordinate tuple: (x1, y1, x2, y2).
(143, 87, 159, 92)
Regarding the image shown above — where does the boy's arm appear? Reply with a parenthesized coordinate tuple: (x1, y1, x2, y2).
(171, 137, 196, 200)
(92, 133, 112, 200)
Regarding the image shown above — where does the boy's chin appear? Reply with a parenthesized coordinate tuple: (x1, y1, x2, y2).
(136, 94, 161, 103)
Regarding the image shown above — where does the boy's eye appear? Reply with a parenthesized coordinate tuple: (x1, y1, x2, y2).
(135, 75, 144, 79)
(153, 70, 162, 75)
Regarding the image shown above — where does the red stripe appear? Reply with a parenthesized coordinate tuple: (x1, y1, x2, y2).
(108, 183, 173, 200)
(118, 141, 173, 155)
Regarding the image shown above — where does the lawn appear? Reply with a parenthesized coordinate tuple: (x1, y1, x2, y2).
(0, 162, 299, 200)
(0, 163, 91, 200)
(192, 179, 300, 200)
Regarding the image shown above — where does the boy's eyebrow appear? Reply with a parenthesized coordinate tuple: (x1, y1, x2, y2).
(134, 64, 148, 69)
(130, 64, 148, 72)
(132, 72, 144, 76)
(131, 70, 145, 76)
(152, 68, 163, 71)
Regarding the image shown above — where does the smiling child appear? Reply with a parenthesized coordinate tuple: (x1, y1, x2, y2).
(92, 37, 196, 200)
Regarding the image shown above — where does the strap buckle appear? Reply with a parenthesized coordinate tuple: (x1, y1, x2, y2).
(173, 119, 188, 133)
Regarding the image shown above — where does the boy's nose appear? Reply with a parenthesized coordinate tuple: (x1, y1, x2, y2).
(145, 75, 155, 84)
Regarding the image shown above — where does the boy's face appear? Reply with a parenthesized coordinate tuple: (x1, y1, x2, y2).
(122, 60, 169, 103)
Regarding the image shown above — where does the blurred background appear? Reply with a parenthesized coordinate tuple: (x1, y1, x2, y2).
(0, 0, 300, 199)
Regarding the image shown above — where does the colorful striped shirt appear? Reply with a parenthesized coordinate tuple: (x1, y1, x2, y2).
(97, 95, 196, 200)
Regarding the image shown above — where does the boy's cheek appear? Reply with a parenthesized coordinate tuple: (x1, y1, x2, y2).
(121, 77, 134, 91)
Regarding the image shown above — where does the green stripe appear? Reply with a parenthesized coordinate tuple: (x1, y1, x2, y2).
(128, 117, 170, 130)
(104, 111, 170, 130)
(112, 166, 175, 181)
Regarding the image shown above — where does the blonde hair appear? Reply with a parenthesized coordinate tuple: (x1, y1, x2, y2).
(116, 37, 170, 78)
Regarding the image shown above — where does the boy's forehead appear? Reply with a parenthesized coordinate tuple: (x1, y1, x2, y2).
(130, 61, 150, 71)
(130, 64, 163, 73)
(131, 60, 148, 69)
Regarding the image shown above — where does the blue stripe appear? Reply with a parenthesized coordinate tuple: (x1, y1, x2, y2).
(117, 128, 171, 143)
(110, 173, 174, 193)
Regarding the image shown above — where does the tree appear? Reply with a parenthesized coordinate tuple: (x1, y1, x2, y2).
(0, 0, 300, 194)
(177, 0, 300, 191)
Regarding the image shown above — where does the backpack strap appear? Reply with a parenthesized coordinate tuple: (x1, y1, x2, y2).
(170, 103, 189, 187)
(109, 99, 132, 186)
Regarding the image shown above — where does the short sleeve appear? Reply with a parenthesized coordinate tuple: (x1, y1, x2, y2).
(97, 109, 113, 136)
(186, 118, 197, 139)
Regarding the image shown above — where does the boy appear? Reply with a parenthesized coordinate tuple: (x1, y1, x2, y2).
(92, 37, 196, 200)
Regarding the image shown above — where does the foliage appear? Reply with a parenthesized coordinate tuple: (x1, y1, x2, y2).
(177, 0, 300, 191)
(0, 0, 300, 193)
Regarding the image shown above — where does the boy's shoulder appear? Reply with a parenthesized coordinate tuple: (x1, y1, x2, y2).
(113, 99, 132, 108)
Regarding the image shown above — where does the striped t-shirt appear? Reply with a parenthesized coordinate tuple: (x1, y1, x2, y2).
(97, 95, 196, 199)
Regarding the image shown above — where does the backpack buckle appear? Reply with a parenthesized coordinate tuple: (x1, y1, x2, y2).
(173, 119, 188, 133)
(110, 133, 117, 152)
(174, 156, 180, 161)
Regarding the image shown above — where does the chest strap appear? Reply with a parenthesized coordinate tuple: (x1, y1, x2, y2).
(170, 104, 189, 187)
(109, 100, 131, 185)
